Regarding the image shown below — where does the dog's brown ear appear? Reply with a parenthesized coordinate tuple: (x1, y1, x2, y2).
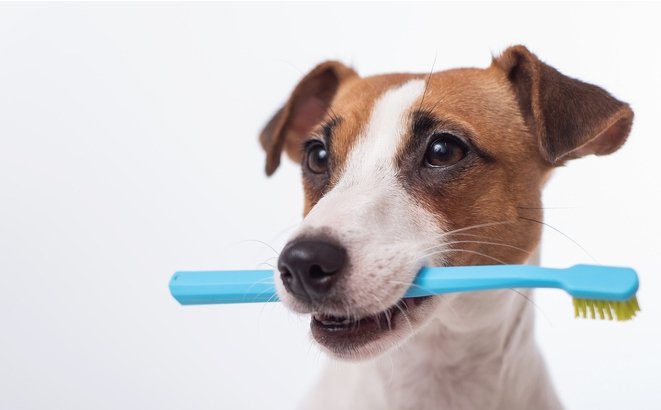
(259, 61, 358, 176)
(493, 45, 633, 165)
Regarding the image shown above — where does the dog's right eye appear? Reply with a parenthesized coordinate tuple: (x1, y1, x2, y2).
(305, 141, 329, 174)
(424, 133, 468, 168)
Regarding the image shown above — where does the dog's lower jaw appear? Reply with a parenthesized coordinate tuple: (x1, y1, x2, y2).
(298, 290, 563, 410)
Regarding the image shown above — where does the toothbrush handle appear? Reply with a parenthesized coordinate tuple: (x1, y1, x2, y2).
(170, 270, 277, 305)
(408, 264, 638, 300)
(406, 264, 562, 297)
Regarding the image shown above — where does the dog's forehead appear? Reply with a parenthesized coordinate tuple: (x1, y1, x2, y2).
(328, 73, 424, 164)
(328, 67, 529, 170)
(422, 68, 527, 147)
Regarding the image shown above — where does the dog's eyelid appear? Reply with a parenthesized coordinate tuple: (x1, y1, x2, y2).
(430, 129, 468, 145)
(320, 116, 342, 140)
(301, 136, 325, 157)
(304, 135, 325, 145)
(461, 135, 494, 162)
(430, 127, 494, 163)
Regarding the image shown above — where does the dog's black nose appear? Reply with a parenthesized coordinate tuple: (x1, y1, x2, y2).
(278, 239, 347, 303)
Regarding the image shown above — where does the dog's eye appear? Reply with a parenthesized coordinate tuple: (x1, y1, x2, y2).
(305, 141, 329, 174)
(424, 134, 467, 168)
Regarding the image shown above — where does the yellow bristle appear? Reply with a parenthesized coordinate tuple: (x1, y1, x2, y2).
(572, 297, 640, 321)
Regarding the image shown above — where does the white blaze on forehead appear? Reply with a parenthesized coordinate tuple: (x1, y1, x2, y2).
(302, 79, 427, 227)
(338, 79, 426, 187)
(284, 78, 446, 315)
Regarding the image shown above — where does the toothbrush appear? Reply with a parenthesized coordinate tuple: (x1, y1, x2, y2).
(169, 264, 640, 321)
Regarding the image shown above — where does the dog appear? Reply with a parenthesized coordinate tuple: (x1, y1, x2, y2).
(258, 45, 633, 409)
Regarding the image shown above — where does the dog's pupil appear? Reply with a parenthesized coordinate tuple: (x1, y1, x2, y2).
(307, 145, 328, 173)
(316, 148, 327, 163)
(427, 139, 455, 165)
(432, 141, 450, 157)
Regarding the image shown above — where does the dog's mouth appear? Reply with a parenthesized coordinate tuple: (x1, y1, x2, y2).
(310, 296, 431, 354)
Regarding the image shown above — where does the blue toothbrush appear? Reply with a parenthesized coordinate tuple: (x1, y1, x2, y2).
(169, 264, 640, 320)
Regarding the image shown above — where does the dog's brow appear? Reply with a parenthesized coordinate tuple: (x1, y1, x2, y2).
(321, 117, 342, 142)
(412, 110, 438, 138)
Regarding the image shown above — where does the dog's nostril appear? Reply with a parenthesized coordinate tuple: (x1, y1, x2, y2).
(309, 264, 325, 279)
(280, 268, 307, 300)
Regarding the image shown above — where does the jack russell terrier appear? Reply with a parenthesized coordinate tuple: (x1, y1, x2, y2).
(258, 45, 633, 409)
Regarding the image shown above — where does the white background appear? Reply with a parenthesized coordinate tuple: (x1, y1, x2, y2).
(1, 3, 660, 409)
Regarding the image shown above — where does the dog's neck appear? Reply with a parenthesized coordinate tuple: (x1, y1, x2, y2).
(300, 255, 563, 410)
(374, 292, 561, 410)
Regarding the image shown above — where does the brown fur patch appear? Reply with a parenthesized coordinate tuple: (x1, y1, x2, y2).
(394, 67, 547, 266)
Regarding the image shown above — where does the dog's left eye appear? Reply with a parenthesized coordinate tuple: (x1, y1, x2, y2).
(305, 141, 329, 174)
(424, 133, 468, 168)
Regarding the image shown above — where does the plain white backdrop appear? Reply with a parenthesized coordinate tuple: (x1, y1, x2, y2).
(1, 2, 660, 409)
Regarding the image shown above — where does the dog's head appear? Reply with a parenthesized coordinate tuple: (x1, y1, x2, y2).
(259, 46, 633, 360)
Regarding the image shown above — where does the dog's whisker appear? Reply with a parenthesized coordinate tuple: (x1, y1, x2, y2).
(434, 231, 514, 247)
(256, 291, 277, 327)
(396, 302, 414, 335)
(244, 277, 278, 301)
(417, 248, 509, 266)
(387, 280, 437, 297)
(517, 216, 597, 262)
(418, 240, 532, 257)
(506, 288, 554, 327)
(255, 261, 276, 270)
(443, 232, 495, 239)
(417, 53, 437, 112)
(403, 220, 519, 260)
(432, 218, 592, 264)
(515, 205, 580, 210)
(442, 295, 462, 320)
(343, 304, 354, 327)
(230, 238, 281, 256)
(425, 224, 527, 251)
(254, 255, 278, 270)
(266, 222, 300, 244)
(369, 294, 392, 332)
(435, 220, 518, 240)
(427, 92, 445, 115)
(255, 280, 283, 334)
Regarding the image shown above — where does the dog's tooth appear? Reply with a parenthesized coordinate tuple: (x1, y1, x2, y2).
(314, 313, 355, 326)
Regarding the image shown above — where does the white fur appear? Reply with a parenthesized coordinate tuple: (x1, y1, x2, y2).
(338, 79, 425, 187)
(279, 80, 446, 319)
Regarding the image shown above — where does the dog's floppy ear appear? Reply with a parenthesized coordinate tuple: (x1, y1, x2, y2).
(493, 45, 633, 165)
(259, 61, 358, 176)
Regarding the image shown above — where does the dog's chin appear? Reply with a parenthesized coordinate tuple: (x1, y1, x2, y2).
(309, 296, 438, 361)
